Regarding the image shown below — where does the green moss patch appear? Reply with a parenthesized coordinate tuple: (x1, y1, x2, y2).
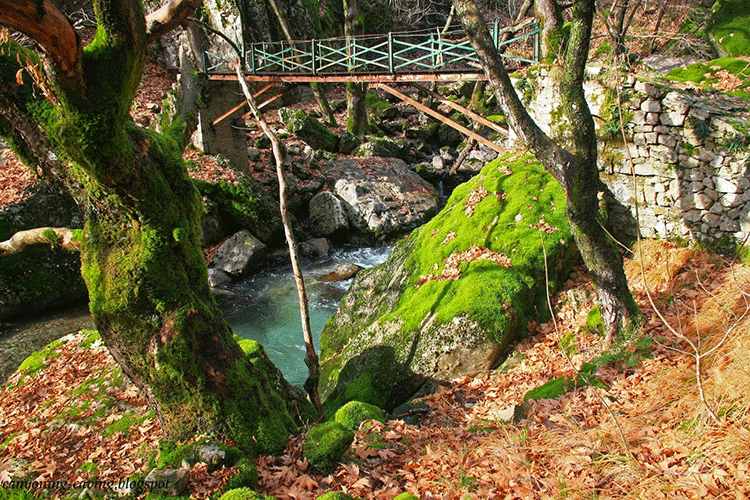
(334, 401, 385, 430)
(303, 421, 354, 473)
(707, 0, 750, 57)
(666, 57, 750, 99)
(219, 487, 274, 500)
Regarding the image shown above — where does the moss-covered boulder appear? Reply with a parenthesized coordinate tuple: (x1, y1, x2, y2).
(707, 0, 750, 57)
(194, 172, 282, 245)
(219, 487, 275, 500)
(0, 183, 87, 319)
(355, 136, 411, 161)
(319, 154, 576, 413)
(279, 108, 339, 153)
(316, 493, 359, 500)
(366, 93, 399, 120)
(394, 493, 419, 500)
(303, 421, 354, 473)
(334, 400, 385, 430)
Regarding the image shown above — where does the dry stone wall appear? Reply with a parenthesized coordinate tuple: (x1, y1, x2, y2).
(511, 67, 750, 248)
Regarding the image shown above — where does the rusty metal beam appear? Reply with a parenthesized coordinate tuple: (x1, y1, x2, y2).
(375, 83, 504, 154)
(240, 85, 297, 120)
(211, 83, 276, 127)
(408, 82, 509, 137)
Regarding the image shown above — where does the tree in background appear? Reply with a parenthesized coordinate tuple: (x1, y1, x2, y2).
(453, 0, 642, 342)
(344, 0, 368, 135)
(0, 0, 308, 453)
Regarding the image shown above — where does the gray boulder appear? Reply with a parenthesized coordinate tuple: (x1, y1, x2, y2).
(323, 158, 439, 238)
(355, 136, 411, 161)
(299, 237, 331, 260)
(308, 191, 349, 237)
(210, 230, 267, 276)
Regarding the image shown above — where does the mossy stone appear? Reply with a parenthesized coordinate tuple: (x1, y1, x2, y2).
(224, 458, 258, 491)
(334, 401, 385, 430)
(707, 0, 750, 57)
(316, 493, 359, 500)
(303, 421, 354, 473)
(278, 108, 339, 153)
(219, 488, 274, 500)
(394, 493, 419, 500)
(319, 154, 576, 414)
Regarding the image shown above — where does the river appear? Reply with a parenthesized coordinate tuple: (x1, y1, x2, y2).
(0, 245, 389, 386)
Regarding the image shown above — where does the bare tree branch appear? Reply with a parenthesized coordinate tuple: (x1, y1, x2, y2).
(146, 0, 205, 43)
(0, 227, 81, 257)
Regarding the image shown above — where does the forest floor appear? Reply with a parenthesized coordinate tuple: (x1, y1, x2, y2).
(1, 239, 749, 499)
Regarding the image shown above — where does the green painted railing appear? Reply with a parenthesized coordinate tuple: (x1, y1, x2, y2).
(204, 19, 539, 75)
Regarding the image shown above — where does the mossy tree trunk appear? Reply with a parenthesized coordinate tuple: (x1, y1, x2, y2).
(535, 0, 566, 62)
(0, 0, 297, 453)
(344, 0, 368, 135)
(453, 0, 641, 342)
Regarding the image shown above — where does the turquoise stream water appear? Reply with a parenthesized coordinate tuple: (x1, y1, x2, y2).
(221, 246, 390, 386)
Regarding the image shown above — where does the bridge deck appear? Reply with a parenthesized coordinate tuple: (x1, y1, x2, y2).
(204, 19, 539, 81)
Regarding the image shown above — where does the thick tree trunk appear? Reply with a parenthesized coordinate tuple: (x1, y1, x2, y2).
(344, 0, 368, 135)
(453, 0, 641, 341)
(0, 0, 303, 453)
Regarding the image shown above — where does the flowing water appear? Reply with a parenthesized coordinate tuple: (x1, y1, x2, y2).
(222, 245, 390, 386)
(0, 246, 390, 387)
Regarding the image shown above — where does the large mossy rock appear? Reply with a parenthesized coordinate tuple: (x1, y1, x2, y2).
(319, 155, 577, 413)
(279, 108, 339, 153)
(0, 184, 87, 319)
(194, 172, 282, 245)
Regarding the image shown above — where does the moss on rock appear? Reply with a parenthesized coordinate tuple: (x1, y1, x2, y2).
(393, 493, 419, 500)
(219, 487, 275, 500)
(319, 154, 576, 413)
(334, 401, 385, 430)
(303, 421, 354, 473)
(193, 172, 282, 245)
(316, 493, 359, 500)
(278, 108, 339, 153)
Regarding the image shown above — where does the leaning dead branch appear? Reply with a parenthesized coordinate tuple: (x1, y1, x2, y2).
(0, 227, 80, 257)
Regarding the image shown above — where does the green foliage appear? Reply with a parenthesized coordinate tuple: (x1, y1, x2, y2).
(585, 306, 604, 336)
(707, 0, 750, 56)
(522, 362, 608, 403)
(334, 401, 386, 430)
(303, 421, 354, 473)
(723, 132, 749, 153)
(666, 57, 750, 99)
(590, 334, 654, 371)
(393, 493, 419, 500)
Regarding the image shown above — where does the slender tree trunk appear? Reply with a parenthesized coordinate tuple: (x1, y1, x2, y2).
(344, 0, 367, 135)
(235, 65, 324, 418)
(453, 0, 641, 342)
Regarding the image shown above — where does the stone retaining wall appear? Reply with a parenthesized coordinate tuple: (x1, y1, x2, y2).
(513, 67, 750, 248)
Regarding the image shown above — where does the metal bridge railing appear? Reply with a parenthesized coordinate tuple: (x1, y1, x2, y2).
(203, 19, 539, 76)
